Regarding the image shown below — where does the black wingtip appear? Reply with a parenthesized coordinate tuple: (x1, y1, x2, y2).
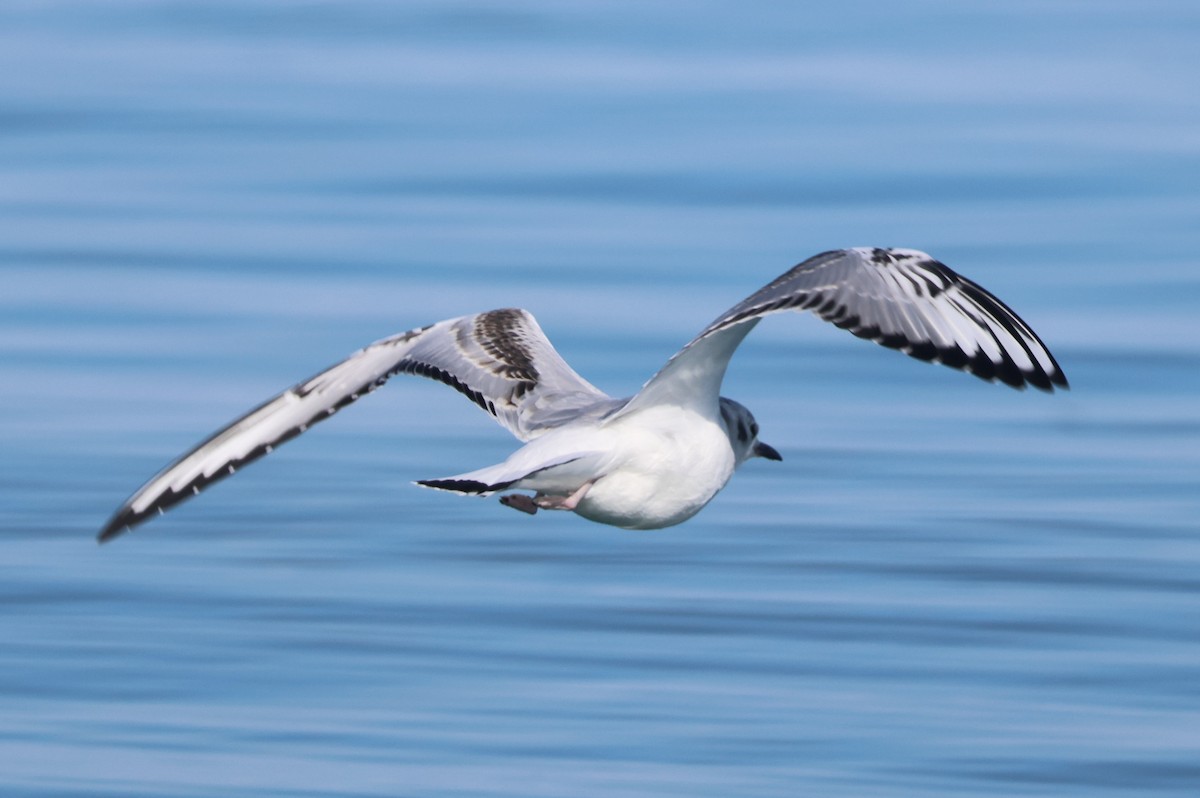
(1045, 356, 1070, 392)
(1023, 366, 1070, 393)
(976, 366, 1069, 394)
(97, 508, 139, 544)
(96, 480, 199, 543)
(97, 526, 126, 545)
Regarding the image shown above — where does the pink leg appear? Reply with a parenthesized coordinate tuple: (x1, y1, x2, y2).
(534, 480, 594, 512)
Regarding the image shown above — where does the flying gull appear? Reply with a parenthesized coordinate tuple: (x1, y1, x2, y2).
(98, 247, 1067, 542)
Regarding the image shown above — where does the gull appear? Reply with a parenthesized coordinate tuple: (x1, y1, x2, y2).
(98, 247, 1067, 542)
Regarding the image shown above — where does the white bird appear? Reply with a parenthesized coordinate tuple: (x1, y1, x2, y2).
(98, 247, 1067, 542)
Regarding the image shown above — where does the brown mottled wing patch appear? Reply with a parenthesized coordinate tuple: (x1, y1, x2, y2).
(99, 309, 611, 542)
(473, 309, 539, 382)
(616, 247, 1067, 418)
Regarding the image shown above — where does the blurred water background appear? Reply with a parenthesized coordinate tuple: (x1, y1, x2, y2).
(2, 2, 1199, 796)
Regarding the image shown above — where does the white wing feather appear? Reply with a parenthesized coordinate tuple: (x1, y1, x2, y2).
(99, 309, 610, 541)
(616, 247, 1067, 418)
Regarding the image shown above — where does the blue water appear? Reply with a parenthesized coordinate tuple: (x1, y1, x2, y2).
(3, 2, 1199, 796)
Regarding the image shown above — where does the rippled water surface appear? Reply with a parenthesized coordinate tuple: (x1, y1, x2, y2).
(3, 2, 1199, 796)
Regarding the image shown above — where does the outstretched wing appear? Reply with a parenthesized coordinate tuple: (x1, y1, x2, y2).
(617, 247, 1068, 416)
(98, 309, 609, 542)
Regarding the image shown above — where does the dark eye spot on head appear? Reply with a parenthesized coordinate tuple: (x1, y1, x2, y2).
(750, 421, 759, 437)
(737, 419, 749, 443)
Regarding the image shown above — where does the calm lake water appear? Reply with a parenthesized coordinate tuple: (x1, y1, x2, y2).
(2, 2, 1199, 796)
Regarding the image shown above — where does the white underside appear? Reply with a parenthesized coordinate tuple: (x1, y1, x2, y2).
(430, 404, 738, 530)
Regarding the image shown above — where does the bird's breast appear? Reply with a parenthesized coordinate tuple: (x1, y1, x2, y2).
(573, 407, 736, 530)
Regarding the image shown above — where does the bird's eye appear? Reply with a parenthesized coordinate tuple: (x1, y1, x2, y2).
(750, 422, 759, 437)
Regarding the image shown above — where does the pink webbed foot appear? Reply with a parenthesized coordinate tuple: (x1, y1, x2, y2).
(500, 482, 594, 516)
(499, 494, 538, 515)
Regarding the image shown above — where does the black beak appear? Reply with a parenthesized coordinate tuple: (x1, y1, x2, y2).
(753, 441, 782, 461)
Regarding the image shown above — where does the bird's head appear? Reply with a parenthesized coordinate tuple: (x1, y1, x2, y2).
(718, 397, 782, 466)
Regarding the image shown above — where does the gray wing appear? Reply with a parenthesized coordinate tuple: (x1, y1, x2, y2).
(617, 247, 1068, 416)
(99, 308, 609, 541)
